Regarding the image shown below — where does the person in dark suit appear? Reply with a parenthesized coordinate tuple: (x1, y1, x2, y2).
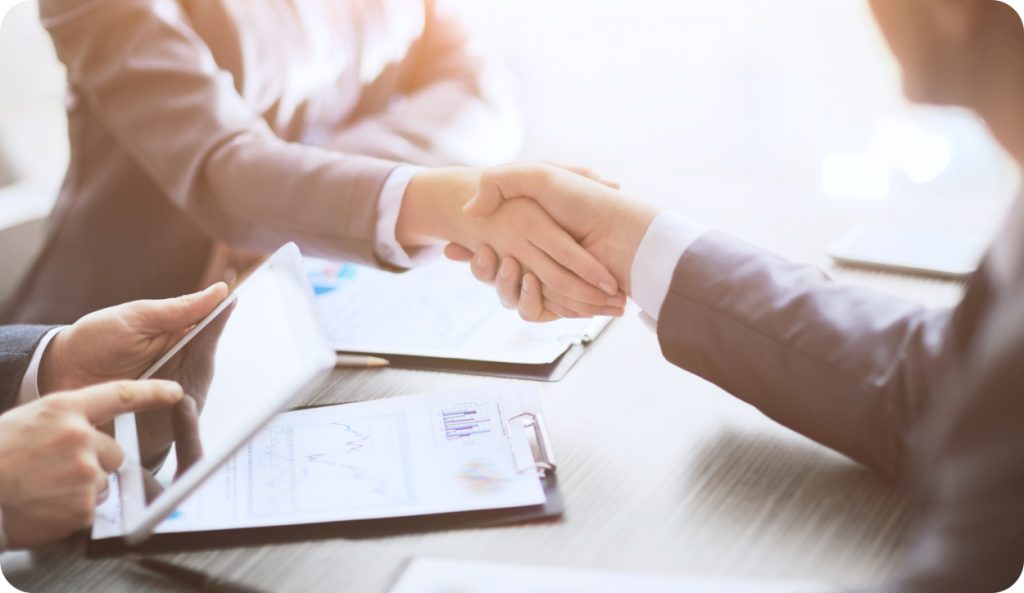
(451, 0, 1024, 590)
(0, 284, 226, 549)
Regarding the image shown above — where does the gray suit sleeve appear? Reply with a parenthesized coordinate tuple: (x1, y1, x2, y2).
(656, 231, 962, 480)
(0, 325, 54, 413)
(40, 0, 399, 266)
(881, 291, 1024, 593)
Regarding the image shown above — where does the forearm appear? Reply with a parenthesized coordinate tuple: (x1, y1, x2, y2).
(198, 134, 399, 264)
(42, 0, 406, 266)
(654, 231, 954, 480)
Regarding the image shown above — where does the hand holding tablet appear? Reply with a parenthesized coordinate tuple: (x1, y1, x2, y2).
(108, 243, 336, 545)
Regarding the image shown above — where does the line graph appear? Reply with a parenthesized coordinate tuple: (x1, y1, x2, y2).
(248, 415, 412, 516)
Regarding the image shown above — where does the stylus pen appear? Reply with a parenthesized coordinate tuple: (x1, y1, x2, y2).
(135, 558, 270, 593)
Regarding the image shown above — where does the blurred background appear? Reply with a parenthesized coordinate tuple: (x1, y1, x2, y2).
(2, 0, 1022, 302)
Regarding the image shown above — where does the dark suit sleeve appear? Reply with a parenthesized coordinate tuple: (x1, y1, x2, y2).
(655, 231, 982, 481)
(0, 325, 55, 413)
(881, 293, 1024, 593)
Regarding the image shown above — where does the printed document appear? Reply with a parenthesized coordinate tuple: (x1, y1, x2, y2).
(92, 384, 547, 540)
(307, 258, 610, 365)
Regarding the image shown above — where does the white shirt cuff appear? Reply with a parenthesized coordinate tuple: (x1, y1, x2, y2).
(630, 212, 707, 323)
(374, 165, 444, 268)
(17, 327, 64, 405)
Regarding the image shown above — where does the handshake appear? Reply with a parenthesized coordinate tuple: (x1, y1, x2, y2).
(403, 162, 659, 323)
(0, 163, 650, 550)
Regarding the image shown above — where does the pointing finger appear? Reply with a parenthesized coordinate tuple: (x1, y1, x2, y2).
(59, 380, 184, 426)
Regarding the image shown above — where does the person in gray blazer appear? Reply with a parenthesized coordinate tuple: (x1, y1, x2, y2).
(451, 0, 1024, 590)
(0, 284, 225, 550)
(3, 0, 625, 328)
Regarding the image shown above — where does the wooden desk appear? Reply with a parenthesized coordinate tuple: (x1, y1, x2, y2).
(5, 174, 996, 592)
(2, 124, 1009, 593)
(4, 316, 908, 593)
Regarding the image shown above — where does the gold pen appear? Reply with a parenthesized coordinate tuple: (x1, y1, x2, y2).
(335, 354, 391, 368)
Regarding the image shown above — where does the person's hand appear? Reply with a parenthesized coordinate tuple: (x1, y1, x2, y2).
(0, 380, 184, 549)
(38, 283, 229, 395)
(136, 300, 235, 468)
(448, 163, 658, 321)
(396, 167, 629, 320)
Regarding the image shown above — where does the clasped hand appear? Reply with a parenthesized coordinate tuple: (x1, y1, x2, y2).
(447, 163, 657, 322)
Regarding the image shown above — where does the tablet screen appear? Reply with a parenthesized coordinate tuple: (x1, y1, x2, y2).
(122, 246, 335, 530)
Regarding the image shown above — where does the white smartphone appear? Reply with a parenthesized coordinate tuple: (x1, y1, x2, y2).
(828, 224, 989, 279)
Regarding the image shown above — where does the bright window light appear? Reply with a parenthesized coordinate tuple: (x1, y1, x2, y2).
(866, 118, 954, 184)
(822, 152, 891, 201)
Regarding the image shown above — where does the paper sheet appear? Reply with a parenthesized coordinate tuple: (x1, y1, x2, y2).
(388, 558, 832, 593)
(307, 258, 610, 365)
(92, 384, 547, 540)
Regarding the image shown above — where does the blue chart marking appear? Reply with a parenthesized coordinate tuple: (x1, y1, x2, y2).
(442, 408, 492, 441)
(307, 261, 358, 295)
(166, 510, 183, 521)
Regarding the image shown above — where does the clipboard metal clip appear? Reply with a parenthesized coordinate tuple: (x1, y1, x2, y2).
(508, 412, 556, 477)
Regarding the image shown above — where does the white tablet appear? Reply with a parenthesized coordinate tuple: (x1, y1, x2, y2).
(113, 242, 336, 545)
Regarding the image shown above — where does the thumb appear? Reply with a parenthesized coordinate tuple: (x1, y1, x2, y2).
(543, 161, 620, 190)
(462, 163, 554, 217)
(133, 283, 229, 333)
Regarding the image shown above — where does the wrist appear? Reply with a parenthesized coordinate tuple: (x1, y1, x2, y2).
(604, 203, 658, 295)
(396, 167, 482, 248)
(37, 329, 72, 395)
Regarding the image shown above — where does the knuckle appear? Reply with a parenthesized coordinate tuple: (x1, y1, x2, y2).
(497, 271, 518, 291)
(58, 423, 92, 448)
(73, 497, 96, 524)
(72, 455, 99, 481)
(112, 381, 137, 406)
(534, 163, 557, 185)
(174, 294, 192, 310)
(40, 397, 71, 417)
(548, 274, 571, 294)
(109, 447, 125, 469)
(552, 244, 573, 265)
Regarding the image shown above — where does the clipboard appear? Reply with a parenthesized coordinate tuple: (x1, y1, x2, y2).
(310, 259, 614, 382)
(338, 318, 613, 382)
(86, 404, 563, 557)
